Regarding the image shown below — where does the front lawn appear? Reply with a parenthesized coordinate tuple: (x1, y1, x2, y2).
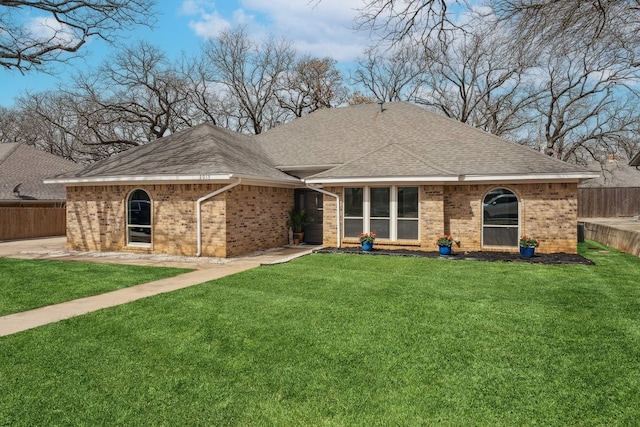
(0, 241, 639, 426)
(0, 258, 191, 316)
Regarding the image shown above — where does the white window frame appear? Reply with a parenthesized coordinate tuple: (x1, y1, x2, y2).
(344, 185, 419, 241)
(396, 186, 420, 240)
(126, 189, 152, 247)
(343, 187, 364, 238)
(481, 187, 520, 248)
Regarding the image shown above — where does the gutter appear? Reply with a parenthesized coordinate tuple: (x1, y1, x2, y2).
(304, 172, 600, 185)
(44, 173, 299, 187)
(305, 183, 341, 249)
(196, 177, 242, 257)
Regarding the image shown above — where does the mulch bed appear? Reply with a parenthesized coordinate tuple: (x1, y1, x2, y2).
(314, 247, 594, 265)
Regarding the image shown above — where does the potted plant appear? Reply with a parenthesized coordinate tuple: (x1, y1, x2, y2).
(288, 208, 313, 244)
(519, 235, 539, 258)
(359, 232, 377, 251)
(436, 234, 454, 256)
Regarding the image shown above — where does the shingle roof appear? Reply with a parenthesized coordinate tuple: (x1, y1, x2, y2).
(310, 143, 457, 179)
(52, 123, 299, 184)
(50, 101, 596, 186)
(256, 102, 593, 180)
(579, 161, 640, 188)
(0, 143, 82, 201)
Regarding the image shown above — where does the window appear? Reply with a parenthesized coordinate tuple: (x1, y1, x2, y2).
(344, 187, 363, 238)
(397, 187, 419, 239)
(344, 186, 419, 240)
(370, 187, 390, 238)
(482, 188, 518, 247)
(127, 189, 151, 245)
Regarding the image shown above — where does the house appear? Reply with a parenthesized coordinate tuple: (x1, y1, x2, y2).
(0, 143, 81, 206)
(46, 102, 598, 257)
(1, 143, 82, 240)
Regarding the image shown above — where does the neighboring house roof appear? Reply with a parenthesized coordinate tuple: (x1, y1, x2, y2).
(630, 151, 640, 167)
(46, 102, 598, 187)
(0, 143, 82, 201)
(257, 102, 596, 183)
(50, 123, 299, 185)
(579, 160, 640, 188)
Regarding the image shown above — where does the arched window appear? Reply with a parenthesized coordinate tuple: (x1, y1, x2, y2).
(127, 189, 151, 245)
(482, 188, 519, 248)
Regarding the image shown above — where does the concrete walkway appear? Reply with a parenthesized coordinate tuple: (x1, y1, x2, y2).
(0, 237, 318, 337)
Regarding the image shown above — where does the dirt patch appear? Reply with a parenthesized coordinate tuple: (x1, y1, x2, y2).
(314, 247, 594, 265)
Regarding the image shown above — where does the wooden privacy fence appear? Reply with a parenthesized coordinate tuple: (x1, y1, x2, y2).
(0, 207, 66, 241)
(579, 187, 640, 218)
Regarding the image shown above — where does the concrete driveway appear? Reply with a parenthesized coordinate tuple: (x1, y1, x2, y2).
(0, 236, 67, 258)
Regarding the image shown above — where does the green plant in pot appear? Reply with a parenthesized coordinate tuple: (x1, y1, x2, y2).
(288, 208, 313, 244)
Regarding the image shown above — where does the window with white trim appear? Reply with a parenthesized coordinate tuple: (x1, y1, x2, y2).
(344, 187, 363, 238)
(344, 186, 419, 240)
(482, 188, 518, 247)
(127, 189, 152, 246)
(397, 187, 419, 239)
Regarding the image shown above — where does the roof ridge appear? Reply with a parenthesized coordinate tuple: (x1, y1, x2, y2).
(328, 143, 395, 170)
(310, 142, 458, 178)
(0, 142, 21, 167)
(390, 143, 458, 175)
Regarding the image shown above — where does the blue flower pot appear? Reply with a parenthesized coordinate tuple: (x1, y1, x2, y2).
(438, 245, 452, 256)
(361, 241, 374, 251)
(520, 246, 535, 258)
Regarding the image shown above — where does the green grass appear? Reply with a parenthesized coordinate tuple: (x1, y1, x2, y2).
(1, 241, 639, 426)
(0, 258, 191, 316)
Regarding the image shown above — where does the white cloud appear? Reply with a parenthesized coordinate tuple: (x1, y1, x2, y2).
(188, 12, 232, 37)
(180, 1, 233, 38)
(27, 16, 80, 47)
(181, 0, 368, 61)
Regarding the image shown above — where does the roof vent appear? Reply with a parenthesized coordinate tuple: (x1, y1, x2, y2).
(377, 100, 384, 113)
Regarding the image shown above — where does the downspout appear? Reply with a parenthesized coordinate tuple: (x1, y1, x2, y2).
(196, 177, 242, 257)
(305, 183, 341, 248)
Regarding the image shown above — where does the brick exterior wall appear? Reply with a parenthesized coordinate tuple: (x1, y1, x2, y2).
(66, 183, 293, 258)
(324, 183, 578, 254)
(66, 181, 577, 257)
(321, 187, 340, 248)
(444, 183, 578, 254)
(224, 185, 292, 257)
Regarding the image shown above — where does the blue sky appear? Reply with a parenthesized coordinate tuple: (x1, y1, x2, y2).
(1, 0, 368, 107)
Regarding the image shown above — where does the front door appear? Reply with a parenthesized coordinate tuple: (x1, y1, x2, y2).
(295, 190, 323, 244)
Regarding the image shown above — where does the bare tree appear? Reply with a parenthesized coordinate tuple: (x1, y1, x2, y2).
(414, 20, 539, 139)
(353, 0, 464, 46)
(15, 91, 125, 162)
(351, 1, 640, 52)
(71, 41, 195, 147)
(202, 26, 295, 134)
(530, 42, 640, 163)
(491, 0, 640, 54)
(0, 106, 34, 144)
(351, 43, 429, 102)
(0, 0, 156, 73)
(178, 55, 226, 127)
(276, 56, 348, 117)
(346, 91, 378, 105)
(5, 42, 205, 162)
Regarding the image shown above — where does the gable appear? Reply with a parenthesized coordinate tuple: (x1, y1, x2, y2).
(50, 123, 299, 185)
(308, 143, 457, 181)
